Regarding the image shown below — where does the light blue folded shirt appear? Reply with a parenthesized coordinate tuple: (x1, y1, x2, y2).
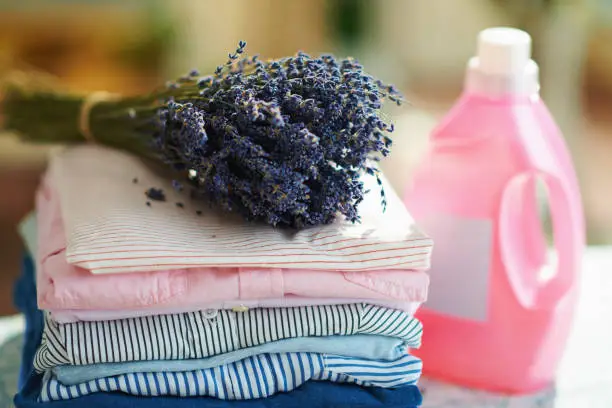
(53, 334, 406, 385)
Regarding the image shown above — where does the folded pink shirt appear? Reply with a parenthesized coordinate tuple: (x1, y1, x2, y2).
(37, 147, 431, 321)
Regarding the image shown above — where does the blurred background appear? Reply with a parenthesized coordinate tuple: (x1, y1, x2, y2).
(0, 0, 610, 315)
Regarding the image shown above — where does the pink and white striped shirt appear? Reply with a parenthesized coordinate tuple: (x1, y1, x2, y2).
(52, 146, 433, 274)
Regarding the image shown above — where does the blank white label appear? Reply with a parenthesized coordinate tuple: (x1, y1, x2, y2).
(420, 214, 493, 322)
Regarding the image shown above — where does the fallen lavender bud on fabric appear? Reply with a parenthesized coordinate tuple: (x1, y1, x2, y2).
(145, 188, 166, 202)
(172, 180, 183, 192)
(3, 41, 403, 228)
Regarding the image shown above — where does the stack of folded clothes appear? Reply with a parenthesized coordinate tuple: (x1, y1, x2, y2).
(14, 146, 433, 407)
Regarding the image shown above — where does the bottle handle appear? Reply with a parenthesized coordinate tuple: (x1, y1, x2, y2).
(498, 171, 581, 310)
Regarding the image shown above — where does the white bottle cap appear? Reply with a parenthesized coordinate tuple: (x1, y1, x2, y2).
(465, 27, 539, 96)
(477, 27, 531, 75)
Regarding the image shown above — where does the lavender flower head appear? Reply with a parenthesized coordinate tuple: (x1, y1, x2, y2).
(152, 42, 403, 228)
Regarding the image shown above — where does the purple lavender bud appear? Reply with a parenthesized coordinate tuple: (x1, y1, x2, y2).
(172, 180, 183, 191)
(271, 115, 284, 127)
(145, 188, 166, 201)
(197, 76, 213, 87)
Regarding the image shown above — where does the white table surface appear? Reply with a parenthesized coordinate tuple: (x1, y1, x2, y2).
(1, 247, 611, 407)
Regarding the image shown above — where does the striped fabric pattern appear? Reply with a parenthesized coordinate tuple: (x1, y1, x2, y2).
(34, 304, 422, 371)
(40, 352, 422, 401)
(50, 146, 432, 274)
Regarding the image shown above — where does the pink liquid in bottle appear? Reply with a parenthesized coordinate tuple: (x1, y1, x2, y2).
(405, 27, 585, 394)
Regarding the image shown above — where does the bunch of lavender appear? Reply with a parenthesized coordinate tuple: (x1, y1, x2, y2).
(3, 41, 403, 228)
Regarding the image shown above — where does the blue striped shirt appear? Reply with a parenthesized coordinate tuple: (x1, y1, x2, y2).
(35, 304, 422, 371)
(40, 352, 422, 401)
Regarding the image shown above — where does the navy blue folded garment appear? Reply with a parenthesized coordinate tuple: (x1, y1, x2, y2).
(13, 254, 42, 391)
(13, 253, 422, 408)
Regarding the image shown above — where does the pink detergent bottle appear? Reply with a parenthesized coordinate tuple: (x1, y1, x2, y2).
(405, 27, 585, 394)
